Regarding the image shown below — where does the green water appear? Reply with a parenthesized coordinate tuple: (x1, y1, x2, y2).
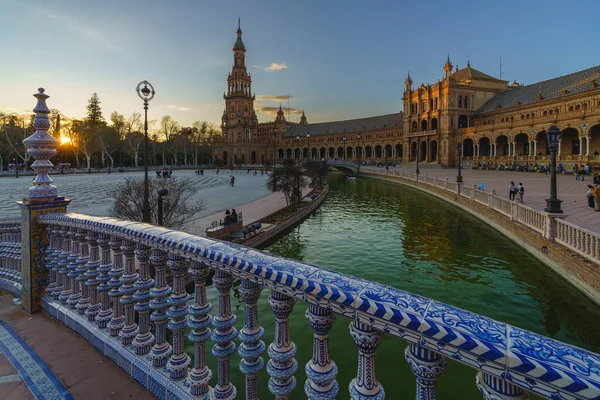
(197, 174, 600, 399)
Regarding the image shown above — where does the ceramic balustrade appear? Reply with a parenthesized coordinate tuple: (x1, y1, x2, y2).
(33, 213, 600, 400)
(555, 219, 600, 264)
(0, 218, 22, 295)
(473, 188, 489, 205)
(492, 195, 513, 217)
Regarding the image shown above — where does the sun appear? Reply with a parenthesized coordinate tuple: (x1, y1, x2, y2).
(60, 136, 71, 144)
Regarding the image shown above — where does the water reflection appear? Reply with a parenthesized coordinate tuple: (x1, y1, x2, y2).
(264, 174, 600, 353)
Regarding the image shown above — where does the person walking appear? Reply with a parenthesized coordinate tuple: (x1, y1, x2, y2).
(509, 181, 516, 201)
(587, 185, 595, 209)
(594, 184, 600, 211)
(518, 182, 525, 204)
(230, 175, 236, 187)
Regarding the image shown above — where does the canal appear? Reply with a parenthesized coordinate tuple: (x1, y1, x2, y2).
(201, 174, 600, 398)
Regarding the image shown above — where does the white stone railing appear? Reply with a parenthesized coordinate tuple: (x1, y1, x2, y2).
(361, 166, 600, 267)
(515, 204, 548, 236)
(472, 188, 489, 206)
(0, 217, 22, 296)
(555, 219, 600, 264)
(34, 212, 600, 400)
(491, 195, 513, 218)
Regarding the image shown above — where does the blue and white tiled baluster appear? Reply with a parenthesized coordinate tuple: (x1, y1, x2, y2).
(75, 228, 91, 315)
(49, 226, 64, 300)
(304, 304, 338, 400)
(58, 226, 71, 305)
(66, 228, 83, 309)
(267, 291, 297, 399)
(349, 320, 385, 400)
(84, 231, 101, 322)
(107, 236, 125, 337)
(44, 225, 58, 296)
(187, 260, 213, 398)
(96, 233, 114, 328)
(211, 269, 238, 400)
(404, 344, 446, 399)
(238, 278, 265, 400)
(166, 253, 191, 380)
(133, 244, 154, 355)
(62, 228, 78, 306)
(476, 372, 530, 400)
(149, 249, 172, 368)
(119, 240, 139, 346)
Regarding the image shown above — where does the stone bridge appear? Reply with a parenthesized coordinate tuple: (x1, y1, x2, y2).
(0, 88, 599, 399)
(327, 159, 360, 175)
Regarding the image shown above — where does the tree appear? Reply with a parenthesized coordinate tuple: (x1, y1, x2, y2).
(160, 116, 180, 165)
(110, 177, 206, 228)
(266, 159, 307, 205)
(306, 160, 329, 189)
(85, 93, 107, 166)
(123, 112, 144, 166)
(1, 113, 31, 166)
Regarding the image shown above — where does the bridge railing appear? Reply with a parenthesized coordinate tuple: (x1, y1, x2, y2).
(361, 166, 600, 266)
(0, 217, 22, 296)
(32, 211, 600, 400)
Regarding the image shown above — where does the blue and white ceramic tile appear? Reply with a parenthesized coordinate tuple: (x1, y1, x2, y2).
(506, 325, 600, 400)
(131, 356, 150, 388)
(303, 269, 369, 316)
(420, 301, 507, 373)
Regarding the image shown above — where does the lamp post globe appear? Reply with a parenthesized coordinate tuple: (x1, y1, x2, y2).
(136, 80, 155, 224)
(456, 143, 463, 183)
(544, 125, 563, 214)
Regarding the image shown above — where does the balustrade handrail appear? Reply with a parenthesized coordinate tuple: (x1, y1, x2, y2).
(36, 211, 600, 399)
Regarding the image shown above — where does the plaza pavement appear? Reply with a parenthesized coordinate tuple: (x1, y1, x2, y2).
(387, 164, 600, 234)
(0, 169, 271, 221)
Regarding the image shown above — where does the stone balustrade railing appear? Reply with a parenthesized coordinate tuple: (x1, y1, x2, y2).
(0, 217, 22, 296)
(515, 204, 548, 236)
(32, 212, 600, 399)
(555, 219, 600, 263)
(361, 166, 600, 266)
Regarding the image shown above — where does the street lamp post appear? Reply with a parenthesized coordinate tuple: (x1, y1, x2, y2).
(415, 147, 420, 175)
(307, 133, 311, 162)
(273, 127, 278, 166)
(13, 156, 18, 178)
(343, 136, 347, 161)
(295, 135, 300, 164)
(356, 134, 361, 173)
(136, 80, 156, 224)
(544, 125, 563, 213)
(157, 188, 169, 226)
(456, 143, 463, 183)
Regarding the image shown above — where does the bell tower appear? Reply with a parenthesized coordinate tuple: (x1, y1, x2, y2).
(223, 19, 257, 145)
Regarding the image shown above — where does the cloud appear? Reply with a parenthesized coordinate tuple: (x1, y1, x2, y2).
(256, 95, 293, 101)
(265, 63, 288, 72)
(167, 105, 195, 111)
(252, 65, 263, 69)
(0, 106, 23, 113)
(256, 106, 303, 116)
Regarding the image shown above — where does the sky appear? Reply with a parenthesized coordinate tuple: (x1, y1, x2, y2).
(1, 0, 599, 128)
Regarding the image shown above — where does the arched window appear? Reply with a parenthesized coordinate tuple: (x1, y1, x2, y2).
(575, 104, 581, 111)
(569, 105, 574, 112)
(543, 110, 547, 116)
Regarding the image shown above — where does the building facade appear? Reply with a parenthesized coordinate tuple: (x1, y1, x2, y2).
(214, 24, 600, 170)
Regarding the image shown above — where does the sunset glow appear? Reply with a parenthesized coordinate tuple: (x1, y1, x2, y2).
(60, 136, 71, 144)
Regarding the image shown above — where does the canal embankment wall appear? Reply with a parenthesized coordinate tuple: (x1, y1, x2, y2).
(362, 171, 600, 306)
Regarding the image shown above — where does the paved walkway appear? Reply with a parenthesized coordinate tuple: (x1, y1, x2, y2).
(0, 293, 151, 400)
(182, 182, 312, 236)
(383, 165, 600, 234)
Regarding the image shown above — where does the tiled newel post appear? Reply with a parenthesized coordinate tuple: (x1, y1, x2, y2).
(19, 88, 70, 312)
